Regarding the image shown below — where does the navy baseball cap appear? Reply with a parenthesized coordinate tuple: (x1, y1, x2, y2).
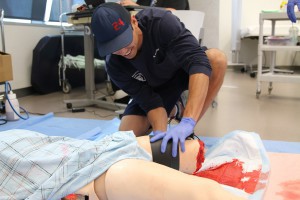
(91, 3, 133, 57)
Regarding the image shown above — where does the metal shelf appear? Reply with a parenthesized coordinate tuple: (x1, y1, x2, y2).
(259, 73, 300, 83)
(260, 12, 300, 21)
(260, 45, 300, 51)
(256, 12, 300, 98)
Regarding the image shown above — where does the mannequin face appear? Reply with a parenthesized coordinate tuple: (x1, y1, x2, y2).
(113, 15, 142, 59)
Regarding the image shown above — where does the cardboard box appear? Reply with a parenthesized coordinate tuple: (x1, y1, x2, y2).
(0, 51, 13, 83)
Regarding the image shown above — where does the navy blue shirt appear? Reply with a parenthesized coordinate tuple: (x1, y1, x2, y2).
(106, 8, 211, 113)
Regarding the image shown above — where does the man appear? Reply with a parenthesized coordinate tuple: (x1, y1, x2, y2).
(91, 3, 227, 157)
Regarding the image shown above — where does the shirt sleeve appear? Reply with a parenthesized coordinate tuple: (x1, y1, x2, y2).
(158, 11, 212, 77)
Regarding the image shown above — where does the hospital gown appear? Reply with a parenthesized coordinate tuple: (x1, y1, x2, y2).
(0, 129, 151, 200)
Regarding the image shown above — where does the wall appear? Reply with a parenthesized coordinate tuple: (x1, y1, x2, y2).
(0, 23, 60, 92)
(1, 1, 299, 92)
(190, 0, 299, 66)
(189, 0, 220, 48)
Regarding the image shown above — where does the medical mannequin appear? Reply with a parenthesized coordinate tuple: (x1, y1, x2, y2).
(75, 136, 245, 200)
(0, 129, 245, 200)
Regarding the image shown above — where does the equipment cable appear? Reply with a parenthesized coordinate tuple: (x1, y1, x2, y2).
(4, 81, 29, 120)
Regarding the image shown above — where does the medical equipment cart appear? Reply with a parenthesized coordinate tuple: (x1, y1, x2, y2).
(60, 11, 127, 111)
(59, 12, 85, 93)
(256, 12, 300, 98)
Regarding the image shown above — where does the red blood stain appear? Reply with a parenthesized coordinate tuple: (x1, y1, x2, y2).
(63, 194, 77, 200)
(193, 158, 268, 194)
(276, 179, 300, 200)
(193, 140, 205, 174)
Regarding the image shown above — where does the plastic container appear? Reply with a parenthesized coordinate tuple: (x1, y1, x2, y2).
(5, 91, 20, 121)
(265, 36, 291, 46)
(289, 26, 299, 46)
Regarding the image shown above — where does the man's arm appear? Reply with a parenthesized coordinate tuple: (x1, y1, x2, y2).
(147, 107, 168, 132)
(183, 73, 209, 122)
(150, 72, 209, 157)
(145, 72, 210, 134)
(119, 0, 139, 6)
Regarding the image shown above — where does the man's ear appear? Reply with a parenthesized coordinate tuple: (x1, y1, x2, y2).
(130, 15, 138, 27)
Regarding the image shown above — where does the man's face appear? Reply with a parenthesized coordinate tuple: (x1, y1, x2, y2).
(113, 16, 142, 59)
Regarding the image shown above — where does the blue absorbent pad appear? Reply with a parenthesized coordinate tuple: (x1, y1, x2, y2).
(0, 113, 120, 139)
(0, 113, 299, 154)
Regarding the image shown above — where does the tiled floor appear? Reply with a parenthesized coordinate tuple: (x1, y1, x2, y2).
(18, 68, 300, 142)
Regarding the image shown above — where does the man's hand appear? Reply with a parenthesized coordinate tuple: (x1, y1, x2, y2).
(287, 0, 300, 23)
(119, 0, 139, 6)
(150, 117, 196, 157)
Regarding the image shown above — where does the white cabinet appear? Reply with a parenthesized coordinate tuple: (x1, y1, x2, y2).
(256, 12, 300, 98)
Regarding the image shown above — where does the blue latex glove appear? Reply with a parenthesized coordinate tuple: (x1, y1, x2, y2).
(150, 117, 196, 157)
(152, 130, 165, 136)
(287, 0, 300, 23)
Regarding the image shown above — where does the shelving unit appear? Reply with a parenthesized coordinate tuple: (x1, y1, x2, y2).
(256, 12, 300, 98)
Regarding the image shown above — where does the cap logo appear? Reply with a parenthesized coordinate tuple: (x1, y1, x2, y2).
(112, 18, 125, 31)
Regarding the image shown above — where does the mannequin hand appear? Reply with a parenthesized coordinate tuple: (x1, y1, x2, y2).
(150, 117, 196, 157)
(287, 0, 300, 23)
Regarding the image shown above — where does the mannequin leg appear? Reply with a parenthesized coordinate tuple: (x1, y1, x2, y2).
(74, 181, 101, 200)
(98, 159, 245, 200)
(75, 136, 203, 199)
